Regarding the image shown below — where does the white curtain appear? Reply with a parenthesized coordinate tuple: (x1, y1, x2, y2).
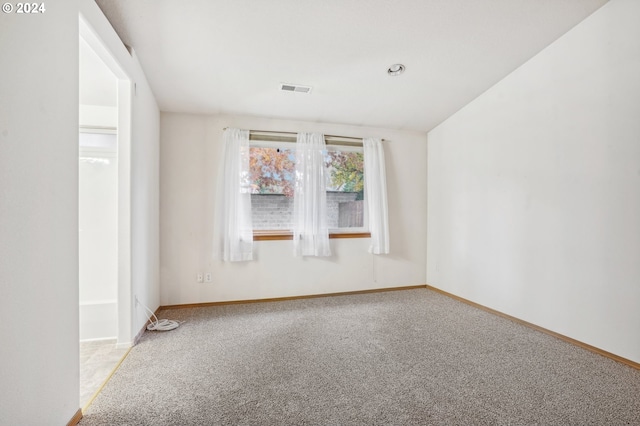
(219, 128, 253, 261)
(363, 138, 390, 254)
(293, 132, 331, 257)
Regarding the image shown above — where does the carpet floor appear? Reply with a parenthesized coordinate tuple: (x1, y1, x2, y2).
(80, 289, 640, 425)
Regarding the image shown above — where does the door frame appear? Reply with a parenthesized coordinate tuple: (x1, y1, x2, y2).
(79, 16, 133, 347)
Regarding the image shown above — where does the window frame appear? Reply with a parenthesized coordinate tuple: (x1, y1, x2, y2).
(249, 139, 370, 241)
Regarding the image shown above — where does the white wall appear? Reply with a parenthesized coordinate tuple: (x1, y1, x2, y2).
(129, 82, 160, 338)
(79, 46, 119, 342)
(0, 2, 80, 424)
(80, 105, 117, 128)
(160, 113, 427, 305)
(78, 143, 118, 304)
(79, 141, 118, 341)
(427, 0, 640, 363)
(80, 0, 161, 344)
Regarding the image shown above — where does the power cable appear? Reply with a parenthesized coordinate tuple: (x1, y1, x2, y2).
(137, 298, 180, 331)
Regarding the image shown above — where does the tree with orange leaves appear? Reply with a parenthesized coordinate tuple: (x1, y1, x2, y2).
(249, 147, 364, 199)
(249, 147, 296, 196)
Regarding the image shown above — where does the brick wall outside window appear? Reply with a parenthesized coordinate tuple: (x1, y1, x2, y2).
(251, 191, 361, 230)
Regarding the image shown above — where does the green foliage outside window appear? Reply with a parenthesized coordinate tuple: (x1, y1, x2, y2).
(249, 147, 364, 200)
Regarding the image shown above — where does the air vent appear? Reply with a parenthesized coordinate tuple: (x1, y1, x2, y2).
(280, 83, 312, 94)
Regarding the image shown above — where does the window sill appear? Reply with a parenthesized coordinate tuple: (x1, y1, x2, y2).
(253, 230, 371, 241)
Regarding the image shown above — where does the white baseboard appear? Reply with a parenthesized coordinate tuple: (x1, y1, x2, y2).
(115, 341, 132, 350)
(80, 336, 117, 343)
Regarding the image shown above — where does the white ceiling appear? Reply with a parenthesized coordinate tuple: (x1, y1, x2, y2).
(79, 37, 117, 107)
(95, 0, 607, 132)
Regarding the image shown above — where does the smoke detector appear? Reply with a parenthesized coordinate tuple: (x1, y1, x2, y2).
(280, 83, 312, 94)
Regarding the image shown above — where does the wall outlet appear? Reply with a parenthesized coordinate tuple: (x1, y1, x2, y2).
(197, 273, 204, 283)
(205, 273, 212, 282)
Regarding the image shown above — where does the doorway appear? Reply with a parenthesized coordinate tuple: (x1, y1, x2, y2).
(78, 129, 125, 406)
(79, 16, 133, 408)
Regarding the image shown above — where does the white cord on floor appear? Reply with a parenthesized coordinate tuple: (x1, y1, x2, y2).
(137, 298, 181, 331)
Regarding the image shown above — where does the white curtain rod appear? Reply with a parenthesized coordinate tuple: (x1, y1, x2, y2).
(222, 128, 383, 146)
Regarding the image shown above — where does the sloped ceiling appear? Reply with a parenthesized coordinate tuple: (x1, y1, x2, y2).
(96, 0, 607, 132)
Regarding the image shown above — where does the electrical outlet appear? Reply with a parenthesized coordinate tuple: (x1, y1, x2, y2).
(205, 273, 212, 282)
(197, 273, 204, 283)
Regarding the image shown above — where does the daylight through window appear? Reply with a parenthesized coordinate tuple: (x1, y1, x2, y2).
(249, 143, 366, 233)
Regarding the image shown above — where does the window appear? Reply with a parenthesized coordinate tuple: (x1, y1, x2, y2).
(325, 147, 365, 230)
(249, 145, 296, 231)
(249, 141, 368, 239)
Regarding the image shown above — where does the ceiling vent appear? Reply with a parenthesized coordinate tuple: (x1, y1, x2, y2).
(280, 83, 312, 94)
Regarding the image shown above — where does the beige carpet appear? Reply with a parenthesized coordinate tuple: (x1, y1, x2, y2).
(80, 289, 640, 425)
